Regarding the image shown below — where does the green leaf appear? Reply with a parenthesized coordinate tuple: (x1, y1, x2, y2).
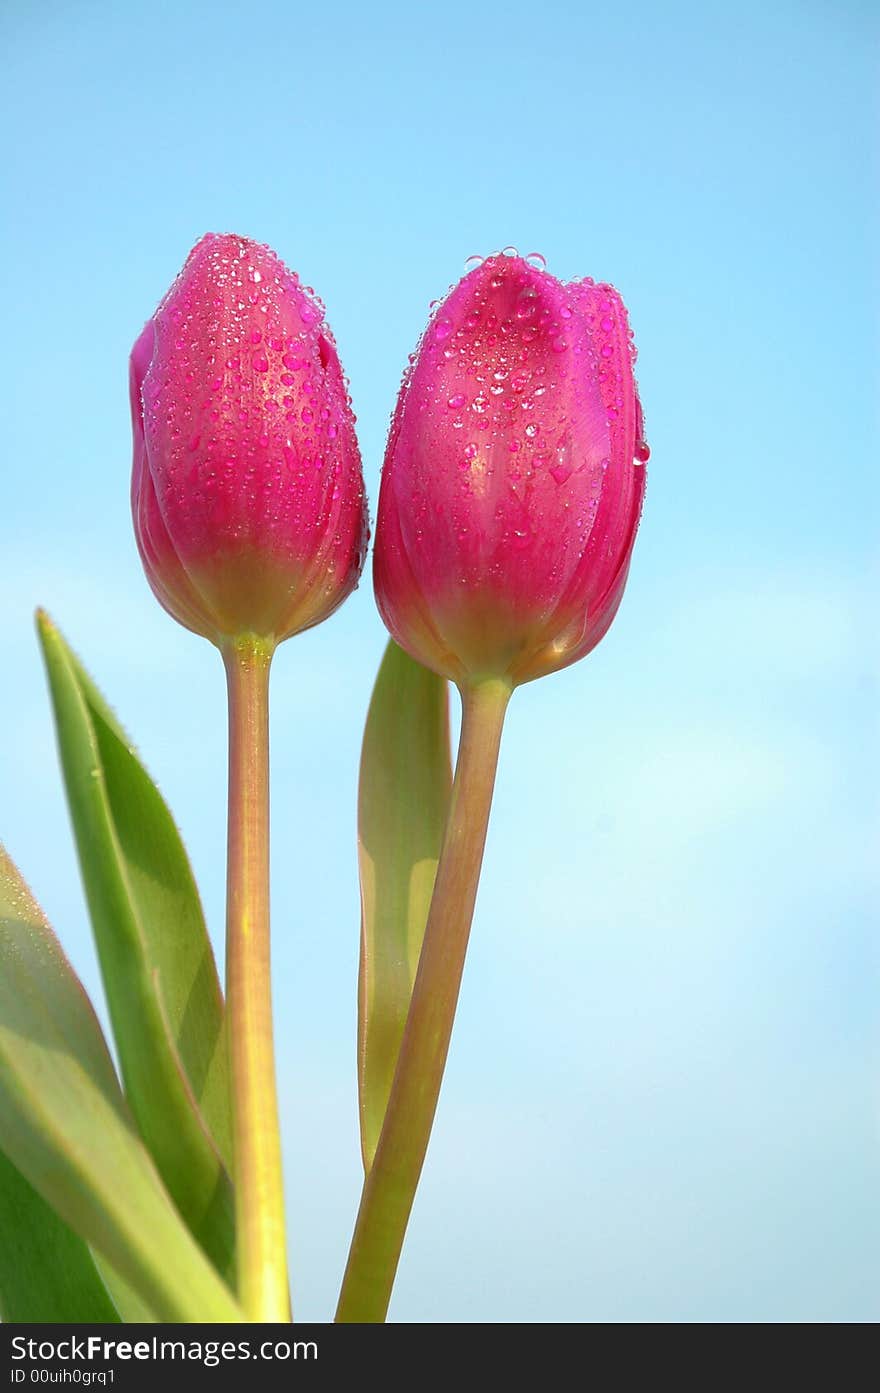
(36, 612, 234, 1280)
(0, 1148, 119, 1322)
(0, 847, 241, 1322)
(91, 1253, 160, 1323)
(357, 641, 452, 1170)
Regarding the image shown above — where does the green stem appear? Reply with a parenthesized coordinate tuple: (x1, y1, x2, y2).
(224, 636, 290, 1322)
(336, 676, 511, 1323)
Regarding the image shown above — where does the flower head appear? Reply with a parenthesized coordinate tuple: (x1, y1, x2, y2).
(131, 234, 368, 645)
(373, 252, 646, 686)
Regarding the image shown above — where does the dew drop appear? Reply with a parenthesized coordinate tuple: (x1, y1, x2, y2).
(447, 393, 466, 409)
(635, 440, 651, 464)
(525, 252, 547, 269)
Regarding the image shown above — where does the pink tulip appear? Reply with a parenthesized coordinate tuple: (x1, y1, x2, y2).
(131, 233, 368, 645)
(373, 253, 647, 686)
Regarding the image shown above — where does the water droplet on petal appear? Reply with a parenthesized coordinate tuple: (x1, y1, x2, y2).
(525, 252, 547, 269)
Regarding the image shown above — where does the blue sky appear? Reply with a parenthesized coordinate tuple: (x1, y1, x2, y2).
(1, 0, 876, 1321)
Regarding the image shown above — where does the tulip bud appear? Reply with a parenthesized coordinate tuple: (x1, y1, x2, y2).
(131, 234, 368, 646)
(373, 253, 647, 687)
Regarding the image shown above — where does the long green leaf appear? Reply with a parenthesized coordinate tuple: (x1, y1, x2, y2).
(0, 1148, 119, 1322)
(37, 612, 234, 1279)
(0, 847, 241, 1322)
(1, 1087, 163, 1324)
(91, 1254, 160, 1323)
(357, 641, 452, 1169)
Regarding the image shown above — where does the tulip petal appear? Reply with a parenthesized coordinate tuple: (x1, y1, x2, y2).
(375, 254, 646, 684)
(357, 641, 452, 1169)
(0, 847, 241, 1322)
(133, 234, 367, 643)
(37, 613, 235, 1281)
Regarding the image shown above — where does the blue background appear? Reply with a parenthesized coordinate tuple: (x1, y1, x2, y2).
(2, 0, 876, 1321)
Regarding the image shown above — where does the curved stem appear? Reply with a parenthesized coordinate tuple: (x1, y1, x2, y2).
(224, 636, 290, 1322)
(336, 676, 511, 1323)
